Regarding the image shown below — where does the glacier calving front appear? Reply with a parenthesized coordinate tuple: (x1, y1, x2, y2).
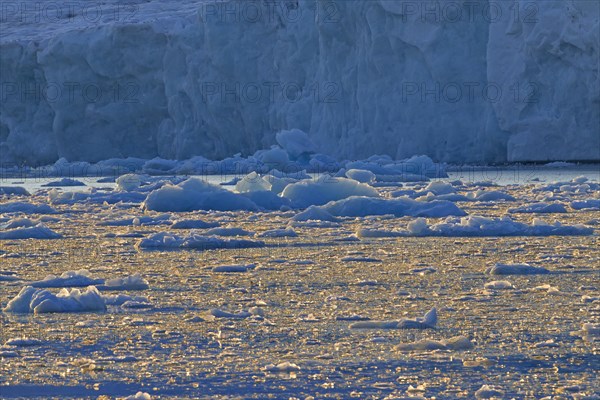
(1, 0, 598, 164)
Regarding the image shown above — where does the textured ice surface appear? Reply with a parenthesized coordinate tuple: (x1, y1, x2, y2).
(1, 0, 598, 164)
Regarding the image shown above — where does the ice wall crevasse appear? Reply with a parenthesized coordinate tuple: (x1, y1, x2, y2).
(0, 0, 598, 164)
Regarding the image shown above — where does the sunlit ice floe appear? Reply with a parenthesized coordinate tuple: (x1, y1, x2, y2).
(3, 285, 150, 314)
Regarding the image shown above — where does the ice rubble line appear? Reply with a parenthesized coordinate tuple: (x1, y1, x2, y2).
(2, 1, 598, 164)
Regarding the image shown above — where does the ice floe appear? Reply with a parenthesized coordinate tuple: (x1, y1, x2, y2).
(291, 206, 340, 222)
(257, 228, 298, 238)
(212, 265, 255, 273)
(41, 178, 86, 187)
(508, 203, 567, 214)
(396, 335, 473, 352)
(4, 338, 43, 347)
(137, 232, 265, 250)
(0, 187, 30, 196)
(116, 174, 143, 191)
(31, 270, 104, 288)
(170, 219, 220, 229)
(0, 224, 62, 240)
(475, 385, 505, 399)
(571, 199, 600, 210)
(349, 308, 437, 330)
(405, 216, 593, 237)
(100, 274, 150, 291)
(345, 169, 376, 184)
(281, 176, 379, 208)
(4, 286, 107, 314)
(319, 197, 466, 218)
(486, 263, 550, 275)
(143, 178, 258, 212)
(264, 361, 301, 373)
(210, 309, 252, 319)
(484, 281, 514, 290)
(0, 202, 56, 214)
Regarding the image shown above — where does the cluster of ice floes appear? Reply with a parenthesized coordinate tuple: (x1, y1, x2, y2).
(136, 232, 264, 250)
(534, 176, 599, 194)
(359, 216, 593, 238)
(349, 308, 437, 330)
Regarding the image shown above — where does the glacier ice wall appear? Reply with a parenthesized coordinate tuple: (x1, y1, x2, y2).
(0, 0, 598, 164)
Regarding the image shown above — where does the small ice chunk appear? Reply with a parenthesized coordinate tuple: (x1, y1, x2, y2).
(100, 274, 149, 291)
(4, 338, 43, 347)
(119, 392, 152, 400)
(475, 385, 505, 399)
(258, 228, 297, 238)
(484, 281, 514, 290)
(396, 335, 473, 352)
(264, 361, 301, 373)
(210, 309, 252, 319)
(345, 169, 376, 184)
(212, 265, 255, 273)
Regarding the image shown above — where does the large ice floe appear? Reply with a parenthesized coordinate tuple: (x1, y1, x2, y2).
(4, 286, 106, 314)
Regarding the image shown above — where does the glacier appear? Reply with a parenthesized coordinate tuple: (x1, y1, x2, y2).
(0, 0, 598, 165)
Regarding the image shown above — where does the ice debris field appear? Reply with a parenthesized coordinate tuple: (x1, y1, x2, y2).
(1, 147, 599, 398)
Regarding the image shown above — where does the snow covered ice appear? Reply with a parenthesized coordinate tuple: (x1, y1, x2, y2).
(1, 0, 599, 398)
